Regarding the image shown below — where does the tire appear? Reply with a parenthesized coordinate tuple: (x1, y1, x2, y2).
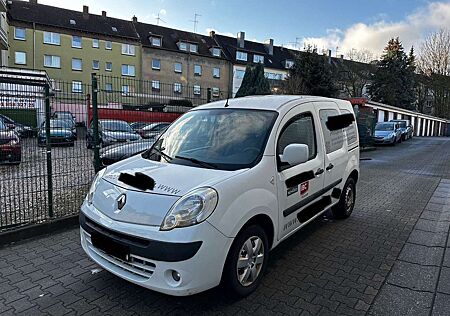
(332, 178, 356, 219)
(222, 225, 269, 298)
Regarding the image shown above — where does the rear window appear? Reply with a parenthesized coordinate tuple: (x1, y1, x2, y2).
(319, 109, 344, 154)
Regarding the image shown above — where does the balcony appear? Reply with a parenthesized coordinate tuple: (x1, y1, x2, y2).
(0, 25, 7, 50)
(0, 0, 6, 12)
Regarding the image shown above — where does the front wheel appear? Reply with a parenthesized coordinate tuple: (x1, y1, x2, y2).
(222, 225, 269, 297)
(332, 178, 356, 219)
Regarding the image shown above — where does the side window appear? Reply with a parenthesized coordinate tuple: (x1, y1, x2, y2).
(278, 113, 317, 168)
(341, 109, 358, 146)
(319, 109, 344, 154)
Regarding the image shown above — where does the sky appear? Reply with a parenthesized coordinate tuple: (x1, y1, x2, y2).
(38, 0, 450, 58)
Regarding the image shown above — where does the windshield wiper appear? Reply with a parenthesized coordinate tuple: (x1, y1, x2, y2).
(153, 147, 173, 162)
(175, 156, 218, 169)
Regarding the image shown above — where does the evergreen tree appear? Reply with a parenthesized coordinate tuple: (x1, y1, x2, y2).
(284, 46, 337, 97)
(369, 38, 416, 110)
(235, 63, 271, 97)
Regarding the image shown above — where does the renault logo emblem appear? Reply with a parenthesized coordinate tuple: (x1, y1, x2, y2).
(117, 194, 127, 210)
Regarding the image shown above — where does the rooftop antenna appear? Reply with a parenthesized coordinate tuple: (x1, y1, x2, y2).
(156, 12, 166, 25)
(190, 13, 201, 33)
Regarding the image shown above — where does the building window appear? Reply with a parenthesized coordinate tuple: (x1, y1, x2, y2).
(112, 27, 118, 32)
(212, 87, 220, 97)
(235, 69, 245, 79)
(193, 85, 201, 95)
(105, 62, 112, 71)
(152, 59, 161, 70)
(70, 19, 76, 25)
(72, 81, 83, 93)
(190, 43, 198, 53)
(253, 54, 264, 63)
(105, 83, 113, 92)
(72, 36, 82, 48)
(44, 55, 61, 68)
(151, 37, 161, 47)
(285, 60, 294, 69)
(122, 85, 130, 95)
(105, 41, 112, 50)
(121, 64, 135, 76)
(15, 52, 26, 65)
(43, 32, 60, 45)
(174, 62, 182, 73)
(236, 51, 247, 61)
(122, 44, 136, 56)
(50, 79, 61, 92)
(179, 41, 187, 51)
(174, 83, 182, 93)
(211, 48, 221, 57)
(92, 60, 100, 70)
(151, 80, 160, 91)
(72, 58, 82, 71)
(14, 27, 26, 40)
(194, 64, 202, 76)
(93, 38, 99, 48)
(213, 67, 220, 78)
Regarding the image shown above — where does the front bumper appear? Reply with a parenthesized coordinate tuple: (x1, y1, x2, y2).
(373, 137, 395, 144)
(79, 202, 232, 296)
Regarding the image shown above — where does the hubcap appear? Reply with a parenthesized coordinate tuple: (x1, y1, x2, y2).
(345, 186, 354, 213)
(236, 236, 264, 287)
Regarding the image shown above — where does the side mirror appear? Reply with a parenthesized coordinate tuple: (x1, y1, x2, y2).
(280, 144, 309, 167)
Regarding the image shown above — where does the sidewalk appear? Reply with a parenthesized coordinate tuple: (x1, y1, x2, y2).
(370, 179, 450, 315)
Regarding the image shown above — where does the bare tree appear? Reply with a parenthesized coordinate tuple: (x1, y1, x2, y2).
(346, 49, 375, 64)
(418, 28, 450, 75)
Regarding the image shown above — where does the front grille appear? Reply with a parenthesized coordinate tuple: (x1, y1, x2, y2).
(83, 229, 156, 280)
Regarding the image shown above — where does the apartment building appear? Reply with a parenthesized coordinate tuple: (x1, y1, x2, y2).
(8, 0, 141, 94)
(0, 0, 8, 66)
(214, 32, 296, 96)
(134, 22, 230, 101)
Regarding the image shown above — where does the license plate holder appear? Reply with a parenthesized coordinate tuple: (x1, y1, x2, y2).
(91, 233, 130, 262)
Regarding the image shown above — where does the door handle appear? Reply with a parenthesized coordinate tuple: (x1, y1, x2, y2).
(326, 163, 334, 171)
(315, 168, 324, 176)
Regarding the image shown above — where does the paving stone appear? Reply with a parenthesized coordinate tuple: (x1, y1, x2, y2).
(415, 219, 450, 233)
(432, 293, 450, 316)
(408, 230, 448, 247)
(387, 261, 439, 292)
(437, 267, 450, 295)
(420, 210, 450, 221)
(398, 243, 444, 266)
(43, 301, 73, 316)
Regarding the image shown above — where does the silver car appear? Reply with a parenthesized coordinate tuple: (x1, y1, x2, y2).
(373, 122, 402, 145)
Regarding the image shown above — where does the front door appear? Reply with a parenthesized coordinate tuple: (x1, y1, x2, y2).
(276, 104, 325, 240)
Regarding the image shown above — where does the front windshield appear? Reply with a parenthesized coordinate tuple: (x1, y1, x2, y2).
(101, 120, 133, 132)
(376, 123, 394, 131)
(144, 109, 277, 171)
(45, 120, 69, 129)
(394, 121, 407, 128)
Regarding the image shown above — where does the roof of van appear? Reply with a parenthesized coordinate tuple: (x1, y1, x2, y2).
(195, 95, 352, 112)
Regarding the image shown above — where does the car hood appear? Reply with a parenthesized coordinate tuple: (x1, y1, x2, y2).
(374, 130, 393, 137)
(102, 130, 140, 140)
(41, 128, 72, 137)
(100, 140, 155, 159)
(92, 155, 246, 226)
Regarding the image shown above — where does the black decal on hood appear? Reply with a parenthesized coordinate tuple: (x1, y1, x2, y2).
(118, 172, 155, 191)
(326, 113, 355, 131)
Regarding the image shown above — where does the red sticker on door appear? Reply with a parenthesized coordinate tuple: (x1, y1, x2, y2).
(300, 181, 309, 196)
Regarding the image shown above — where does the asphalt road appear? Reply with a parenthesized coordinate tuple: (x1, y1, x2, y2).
(0, 137, 450, 315)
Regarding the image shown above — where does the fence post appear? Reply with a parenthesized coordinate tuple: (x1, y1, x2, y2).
(207, 88, 212, 103)
(44, 84, 54, 218)
(91, 73, 101, 172)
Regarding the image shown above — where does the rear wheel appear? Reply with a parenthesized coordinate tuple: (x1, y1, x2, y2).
(222, 225, 269, 297)
(332, 178, 356, 219)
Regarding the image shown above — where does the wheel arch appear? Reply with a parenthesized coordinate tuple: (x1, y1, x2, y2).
(239, 214, 275, 250)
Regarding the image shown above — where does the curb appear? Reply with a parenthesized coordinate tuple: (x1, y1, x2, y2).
(0, 215, 79, 248)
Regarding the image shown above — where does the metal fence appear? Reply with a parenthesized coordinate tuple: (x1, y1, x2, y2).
(0, 71, 230, 231)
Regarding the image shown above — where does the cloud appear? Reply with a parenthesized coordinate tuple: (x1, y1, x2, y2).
(301, 1, 450, 58)
(159, 9, 167, 16)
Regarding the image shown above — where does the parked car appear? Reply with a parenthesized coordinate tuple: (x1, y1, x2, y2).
(373, 122, 402, 145)
(37, 119, 76, 147)
(138, 122, 171, 139)
(390, 119, 413, 140)
(52, 111, 77, 137)
(80, 96, 359, 297)
(99, 139, 156, 168)
(0, 119, 21, 164)
(130, 122, 151, 131)
(0, 114, 34, 138)
(86, 119, 141, 149)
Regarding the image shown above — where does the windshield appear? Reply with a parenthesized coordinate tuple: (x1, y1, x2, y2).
(142, 123, 169, 131)
(44, 120, 69, 129)
(392, 121, 407, 128)
(0, 120, 6, 130)
(100, 120, 134, 132)
(144, 109, 277, 171)
(375, 123, 395, 131)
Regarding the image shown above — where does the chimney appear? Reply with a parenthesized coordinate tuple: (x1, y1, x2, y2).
(340, 54, 344, 60)
(328, 49, 332, 57)
(132, 16, 138, 23)
(209, 30, 216, 38)
(83, 5, 89, 18)
(265, 39, 274, 56)
(237, 31, 245, 49)
(102, 11, 107, 18)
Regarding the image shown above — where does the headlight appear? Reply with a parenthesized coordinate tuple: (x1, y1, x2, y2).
(160, 187, 218, 231)
(8, 136, 19, 146)
(86, 168, 107, 205)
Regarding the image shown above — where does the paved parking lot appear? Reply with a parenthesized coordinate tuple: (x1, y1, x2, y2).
(0, 137, 449, 315)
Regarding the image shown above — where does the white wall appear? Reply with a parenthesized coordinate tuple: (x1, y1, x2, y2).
(388, 112, 394, 121)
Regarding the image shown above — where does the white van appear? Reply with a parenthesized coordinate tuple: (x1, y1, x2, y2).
(80, 95, 359, 297)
